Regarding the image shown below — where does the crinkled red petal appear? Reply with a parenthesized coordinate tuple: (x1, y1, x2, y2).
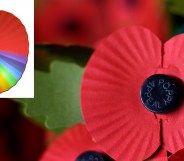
(169, 148, 184, 161)
(40, 124, 101, 161)
(146, 147, 168, 161)
(160, 34, 184, 153)
(81, 26, 161, 160)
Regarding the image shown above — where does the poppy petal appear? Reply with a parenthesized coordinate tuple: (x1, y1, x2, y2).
(81, 26, 161, 160)
(160, 34, 184, 153)
(145, 147, 168, 161)
(40, 124, 101, 161)
(163, 34, 184, 79)
(169, 148, 184, 161)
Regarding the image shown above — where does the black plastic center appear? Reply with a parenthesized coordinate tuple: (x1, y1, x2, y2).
(140, 74, 181, 113)
(64, 20, 81, 33)
(76, 151, 114, 161)
(125, 0, 138, 8)
(76, 151, 104, 161)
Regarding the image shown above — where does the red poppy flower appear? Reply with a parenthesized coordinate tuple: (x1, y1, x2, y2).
(81, 26, 184, 160)
(35, 0, 169, 48)
(35, 1, 104, 48)
(169, 148, 184, 161)
(40, 124, 113, 161)
(92, 0, 170, 41)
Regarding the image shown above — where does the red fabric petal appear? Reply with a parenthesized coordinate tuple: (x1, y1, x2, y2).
(169, 148, 184, 161)
(0, 11, 28, 56)
(40, 124, 101, 161)
(81, 26, 162, 160)
(159, 34, 184, 153)
(163, 34, 184, 79)
(146, 147, 168, 161)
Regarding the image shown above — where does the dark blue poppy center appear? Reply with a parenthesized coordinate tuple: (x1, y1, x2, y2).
(63, 19, 81, 33)
(125, 0, 139, 8)
(76, 151, 114, 161)
(140, 74, 182, 113)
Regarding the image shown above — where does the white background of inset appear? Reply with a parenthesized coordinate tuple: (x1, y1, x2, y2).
(0, 0, 34, 98)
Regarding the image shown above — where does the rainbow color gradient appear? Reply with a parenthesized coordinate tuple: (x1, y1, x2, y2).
(0, 11, 29, 93)
(0, 51, 27, 92)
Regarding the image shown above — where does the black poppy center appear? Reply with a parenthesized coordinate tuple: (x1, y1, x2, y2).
(76, 151, 114, 161)
(62, 18, 81, 34)
(125, 0, 139, 8)
(140, 74, 182, 113)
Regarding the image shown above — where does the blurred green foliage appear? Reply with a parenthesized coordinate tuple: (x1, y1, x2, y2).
(166, 0, 184, 37)
(16, 45, 93, 133)
(166, 0, 184, 16)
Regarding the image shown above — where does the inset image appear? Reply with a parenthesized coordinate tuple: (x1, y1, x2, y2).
(0, 10, 29, 93)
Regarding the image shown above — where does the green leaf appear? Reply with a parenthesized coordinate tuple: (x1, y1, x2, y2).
(34, 45, 92, 71)
(166, 0, 184, 16)
(15, 45, 92, 132)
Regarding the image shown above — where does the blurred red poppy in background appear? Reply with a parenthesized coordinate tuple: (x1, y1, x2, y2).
(35, 0, 170, 48)
(35, 1, 104, 48)
(92, 0, 170, 40)
(0, 99, 46, 161)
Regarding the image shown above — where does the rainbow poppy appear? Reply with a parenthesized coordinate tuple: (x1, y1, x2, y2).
(0, 11, 29, 93)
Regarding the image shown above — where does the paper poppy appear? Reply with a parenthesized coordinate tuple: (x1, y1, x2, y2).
(35, 0, 169, 48)
(169, 148, 184, 161)
(40, 124, 113, 161)
(81, 26, 184, 160)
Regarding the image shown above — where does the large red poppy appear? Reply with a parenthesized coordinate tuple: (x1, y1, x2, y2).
(35, 0, 169, 48)
(39, 124, 113, 161)
(81, 26, 184, 160)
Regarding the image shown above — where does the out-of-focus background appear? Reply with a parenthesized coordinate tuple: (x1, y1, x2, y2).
(0, 0, 183, 160)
